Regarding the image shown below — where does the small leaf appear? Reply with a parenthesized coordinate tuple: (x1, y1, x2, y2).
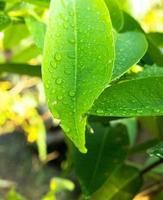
(6, 189, 26, 200)
(73, 123, 129, 196)
(91, 165, 142, 200)
(42, 0, 115, 153)
(90, 66, 163, 117)
(148, 142, 163, 159)
(112, 32, 148, 80)
(0, 12, 11, 31)
(3, 24, 29, 49)
(104, 0, 124, 31)
(25, 17, 46, 51)
(12, 45, 40, 63)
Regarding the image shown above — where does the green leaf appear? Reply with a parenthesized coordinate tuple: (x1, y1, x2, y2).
(6, 189, 26, 200)
(1, 0, 49, 7)
(147, 32, 163, 48)
(25, 17, 46, 51)
(121, 12, 143, 32)
(147, 36, 163, 66)
(22, 0, 49, 7)
(0, 63, 41, 77)
(111, 118, 137, 146)
(148, 141, 163, 159)
(0, 12, 11, 31)
(104, 0, 124, 31)
(90, 165, 142, 200)
(73, 123, 129, 196)
(42, 0, 115, 153)
(112, 32, 148, 80)
(0, 2, 6, 10)
(90, 66, 163, 117)
(121, 12, 163, 66)
(12, 45, 40, 63)
(3, 24, 29, 49)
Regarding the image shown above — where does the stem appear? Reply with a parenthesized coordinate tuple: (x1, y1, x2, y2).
(140, 158, 163, 176)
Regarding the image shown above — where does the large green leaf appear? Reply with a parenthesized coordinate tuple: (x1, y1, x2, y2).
(24, 23, 147, 81)
(90, 66, 163, 117)
(91, 165, 142, 200)
(25, 17, 46, 51)
(104, 0, 124, 31)
(112, 32, 148, 80)
(0, 12, 11, 31)
(42, 0, 115, 153)
(73, 123, 129, 196)
(0, 63, 41, 77)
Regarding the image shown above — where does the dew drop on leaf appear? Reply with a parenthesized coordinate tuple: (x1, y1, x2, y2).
(56, 78, 62, 85)
(57, 95, 63, 100)
(96, 109, 104, 114)
(55, 53, 62, 61)
(69, 91, 75, 97)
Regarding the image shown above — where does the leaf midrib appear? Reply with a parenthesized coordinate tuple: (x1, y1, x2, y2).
(72, 0, 80, 142)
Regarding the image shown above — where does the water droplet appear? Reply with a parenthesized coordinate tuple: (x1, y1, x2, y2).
(156, 153, 162, 157)
(52, 100, 57, 105)
(56, 78, 62, 85)
(55, 53, 62, 61)
(96, 109, 104, 114)
(68, 38, 75, 44)
(69, 91, 75, 97)
(57, 95, 63, 100)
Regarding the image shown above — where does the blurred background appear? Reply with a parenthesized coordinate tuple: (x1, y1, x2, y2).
(0, 0, 162, 199)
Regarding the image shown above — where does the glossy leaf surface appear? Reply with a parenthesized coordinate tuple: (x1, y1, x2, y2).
(112, 32, 148, 80)
(42, 0, 114, 153)
(90, 66, 163, 117)
(73, 123, 129, 195)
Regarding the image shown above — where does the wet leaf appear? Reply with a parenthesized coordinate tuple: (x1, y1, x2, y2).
(112, 32, 148, 80)
(42, 0, 115, 153)
(90, 66, 163, 117)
